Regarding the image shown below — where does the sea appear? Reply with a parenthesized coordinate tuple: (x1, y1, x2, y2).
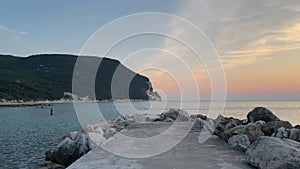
(0, 101, 300, 169)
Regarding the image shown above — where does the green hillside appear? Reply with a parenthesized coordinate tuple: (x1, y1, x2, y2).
(0, 54, 152, 101)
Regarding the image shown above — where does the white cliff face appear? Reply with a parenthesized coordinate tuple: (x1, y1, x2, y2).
(146, 81, 162, 101)
(147, 91, 162, 101)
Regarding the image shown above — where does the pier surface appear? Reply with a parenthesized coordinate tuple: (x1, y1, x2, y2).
(68, 122, 254, 169)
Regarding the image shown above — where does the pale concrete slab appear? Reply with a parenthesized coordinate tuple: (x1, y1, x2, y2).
(68, 122, 254, 169)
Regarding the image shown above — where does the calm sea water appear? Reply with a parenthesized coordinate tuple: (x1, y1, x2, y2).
(0, 101, 300, 169)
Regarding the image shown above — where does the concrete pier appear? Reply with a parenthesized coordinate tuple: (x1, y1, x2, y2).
(68, 122, 254, 169)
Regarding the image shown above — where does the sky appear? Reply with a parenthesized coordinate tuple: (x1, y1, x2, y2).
(1, 0, 300, 100)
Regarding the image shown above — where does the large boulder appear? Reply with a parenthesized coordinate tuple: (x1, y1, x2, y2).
(46, 133, 90, 167)
(87, 132, 106, 149)
(160, 108, 189, 122)
(246, 136, 300, 169)
(46, 137, 77, 166)
(220, 123, 264, 143)
(272, 127, 300, 142)
(228, 134, 251, 152)
(294, 125, 300, 129)
(262, 121, 293, 136)
(93, 127, 104, 136)
(192, 118, 205, 130)
(213, 115, 243, 138)
(247, 107, 280, 123)
(72, 133, 90, 161)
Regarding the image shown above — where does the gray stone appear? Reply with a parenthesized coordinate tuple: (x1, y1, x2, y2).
(87, 132, 106, 149)
(246, 136, 300, 169)
(213, 115, 243, 138)
(247, 107, 280, 123)
(272, 127, 300, 142)
(84, 124, 95, 133)
(60, 131, 78, 141)
(103, 128, 117, 139)
(164, 117, 174, 122)
(228, 134, 251, 152)
(204, 119, 216, 134)
(254, 120, 266, 129)
(93, 127, 104, 136)
(190, 114, 207, 120)
(46, 133, 91, 167)
(51, 137, 77, 166)
(144, 116, 151, 122)
(262, 120, 293, 136)
(73, 133, 90, 159)
(220, 123, 264, 143)
(294, 125, 300, 129)
(34, 161, 65, 169)
(192, 118, 205, 130)
(160, 108, 189, 122)
(112, 119, 132, 131)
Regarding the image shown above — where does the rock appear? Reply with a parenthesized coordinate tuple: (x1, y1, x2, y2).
(246, 136, 300, 169)
(254, 120, 266, 129)
(145, 116, 151, 122)
(133, 114, 146, 122)
(60, 131, 78, 141)
(103, 128, 117, 139)
(203, 119, 216, 134)
(148, 91, 161, 101)
(46, 133, 90, 167)
(192, 118, 205, 130)
(262, 121, 293, 136)
(190, 114, 207, 120)
(272, 127, 300, 142)
(160, 108, 189, 122)
(294, 125, 300, 129)
(152, 117, 163, 122)
(228, 134, 251, 152)
(87, 132, 106, 149)
(46, 137, 77, 166)
(34, 161, 65, 169)
(72, 133, 90, 161)
(94, 127, 104, 136)
(84, 124, 94, 133)
(213, 115, 243, 137)
(112, 117, 132, 131)
(164, 117, 174, 122)
(220, 123, 264, 143)
(247, 107, 280, 123)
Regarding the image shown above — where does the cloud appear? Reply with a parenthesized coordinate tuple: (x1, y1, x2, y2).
(0, 24, 28, 35)
(221, 11, 265, 22)
(158, 0, 300, 70)
(221, 22, 300, 69)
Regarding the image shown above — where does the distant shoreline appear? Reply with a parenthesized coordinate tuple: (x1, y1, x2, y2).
(0, 99, 156, 108)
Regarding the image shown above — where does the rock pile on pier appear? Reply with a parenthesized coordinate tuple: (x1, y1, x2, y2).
(193, 107, 300, 169)
(36, 107, 300, 169)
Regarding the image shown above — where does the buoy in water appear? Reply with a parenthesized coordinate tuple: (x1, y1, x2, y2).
(50, 107, 54, 116)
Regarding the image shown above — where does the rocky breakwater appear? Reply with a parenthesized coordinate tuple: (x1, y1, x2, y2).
(35, 108, 190, 169)
(36, 107, 300, 169)
(35, 116, 134, 169)
(193, 107, 300, 169)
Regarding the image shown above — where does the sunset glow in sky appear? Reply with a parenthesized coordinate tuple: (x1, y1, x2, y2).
(1, 0, 300, 100)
